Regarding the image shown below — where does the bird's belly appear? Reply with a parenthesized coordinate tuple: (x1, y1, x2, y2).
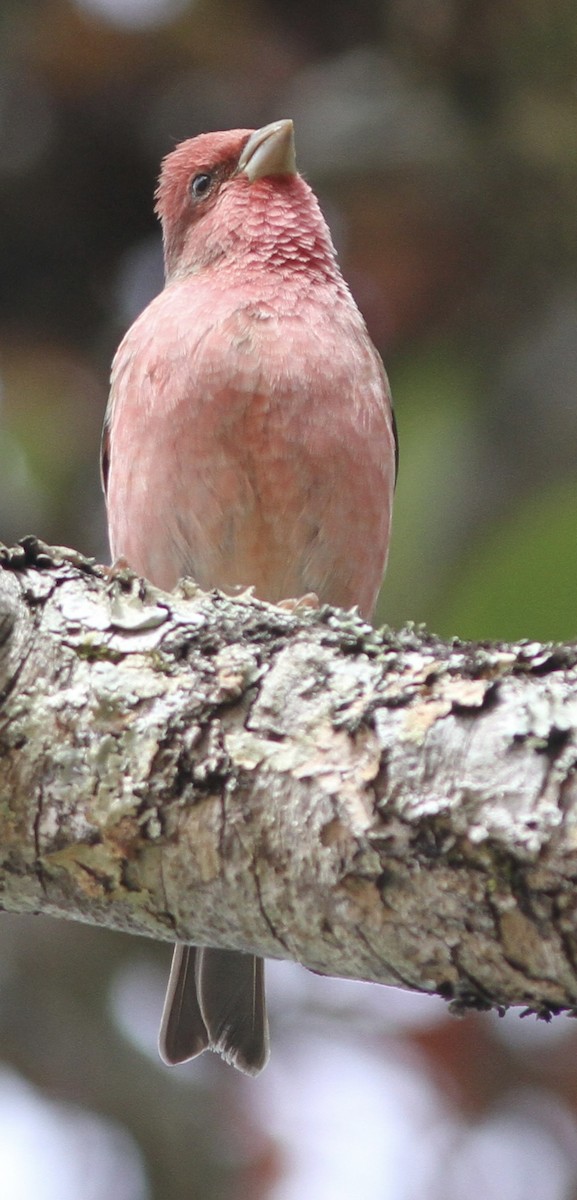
(108, 382, 394, 618)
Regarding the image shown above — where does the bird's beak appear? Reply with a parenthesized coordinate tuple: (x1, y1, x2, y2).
(237, 120, 296, 182)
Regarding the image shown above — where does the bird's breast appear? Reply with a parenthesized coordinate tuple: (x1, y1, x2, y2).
(106, 286, 395, 619)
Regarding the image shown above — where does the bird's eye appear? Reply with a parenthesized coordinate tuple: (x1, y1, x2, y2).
(191, 173, 213, 199)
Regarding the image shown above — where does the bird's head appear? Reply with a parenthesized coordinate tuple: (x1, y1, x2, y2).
(155, 120, 337, 282)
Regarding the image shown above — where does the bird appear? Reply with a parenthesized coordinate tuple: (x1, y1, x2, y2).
(102, 119, 397, 1075)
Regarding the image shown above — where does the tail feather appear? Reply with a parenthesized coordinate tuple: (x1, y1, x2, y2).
(158, 944, 269, 1075)
(198, 948, 269, 1076)
(158, 944, 209, 1065)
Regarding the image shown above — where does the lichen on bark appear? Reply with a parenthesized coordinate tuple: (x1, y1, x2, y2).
(1, 536, 577, 1021)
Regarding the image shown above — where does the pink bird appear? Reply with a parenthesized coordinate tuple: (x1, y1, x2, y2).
(102, 119, 397, 1075)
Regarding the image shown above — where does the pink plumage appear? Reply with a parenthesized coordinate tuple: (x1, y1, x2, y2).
(103, 120, 397, 1074)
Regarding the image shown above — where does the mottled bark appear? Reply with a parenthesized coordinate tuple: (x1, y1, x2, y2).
(1, 537, 577, 1020)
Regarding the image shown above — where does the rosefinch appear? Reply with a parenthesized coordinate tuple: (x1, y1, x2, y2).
(102, 119, 397, 1075)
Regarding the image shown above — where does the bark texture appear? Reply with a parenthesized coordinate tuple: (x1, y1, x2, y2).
(1, 536, 577, 1020)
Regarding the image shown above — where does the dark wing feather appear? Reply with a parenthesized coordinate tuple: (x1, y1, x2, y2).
(391, 405, 399, 485)
(100, 418, 111, 497)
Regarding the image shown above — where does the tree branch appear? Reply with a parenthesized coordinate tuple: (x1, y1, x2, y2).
(2, 536, 577, 1020)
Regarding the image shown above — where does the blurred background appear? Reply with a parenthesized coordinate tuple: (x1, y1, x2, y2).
(1, 0, 577, 1196)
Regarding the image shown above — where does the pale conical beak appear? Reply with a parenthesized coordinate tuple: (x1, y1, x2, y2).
(237, 119, 296, 182)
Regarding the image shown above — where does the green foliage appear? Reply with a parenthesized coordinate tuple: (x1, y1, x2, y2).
(439, 479, 577, 643)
